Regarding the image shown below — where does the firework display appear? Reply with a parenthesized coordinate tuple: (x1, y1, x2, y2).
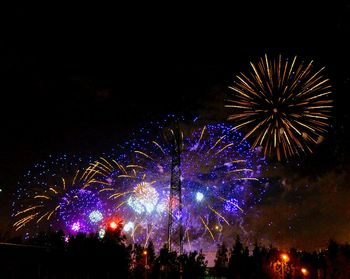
(88, 156, 170, 245)
(12, 120, 267, 250)
(90, 120, 266, 249)
(58, 188, 105, 233)
(226, 54, 333, 160)
(7, 48, 338, 262)
(12, 155, 114, 233)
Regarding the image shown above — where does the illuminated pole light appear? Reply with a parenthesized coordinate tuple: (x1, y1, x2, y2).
(281, 253, 289, 262)
(196, 192, 204, 202)
(144, 249, 148, 279)
(280, 253, 289, 279)
(301, 267, 308, 276)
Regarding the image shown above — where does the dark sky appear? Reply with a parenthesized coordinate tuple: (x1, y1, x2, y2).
(1, 3, 350, 248)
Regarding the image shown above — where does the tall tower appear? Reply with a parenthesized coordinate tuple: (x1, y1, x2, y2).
(167, 123, 183, 254)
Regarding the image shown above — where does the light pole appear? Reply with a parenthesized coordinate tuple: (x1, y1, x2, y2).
(280, 253, 289, 279)
(143, 249, 148, 279)
(301, 267, 309, 277)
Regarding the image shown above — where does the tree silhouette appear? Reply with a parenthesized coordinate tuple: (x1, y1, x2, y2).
(6, 230, 350, 279)
(147, 241, 156, 266)
(228, 235, 245, 278)
(214, 242, 228, 277)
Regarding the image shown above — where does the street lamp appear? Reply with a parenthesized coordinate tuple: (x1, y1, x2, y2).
(280, 253, 289, 279)
(143, 249, 148, 279)
(280, 253, 289, 262)
(301, 267, 308, 277)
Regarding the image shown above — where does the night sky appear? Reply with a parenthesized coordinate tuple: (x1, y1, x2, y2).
(1, 3, 350, 250)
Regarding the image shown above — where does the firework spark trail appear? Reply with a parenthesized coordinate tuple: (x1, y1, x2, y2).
(226, 54, 333, 161)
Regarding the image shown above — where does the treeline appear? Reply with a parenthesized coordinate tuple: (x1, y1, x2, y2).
(2, 230, 350, 278)
(0, 229, 206, 279)
(213, 235, 350, 278)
